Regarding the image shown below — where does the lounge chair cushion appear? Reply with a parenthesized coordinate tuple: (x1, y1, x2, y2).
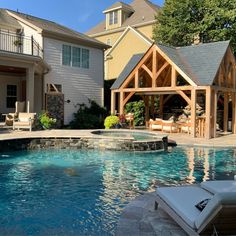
(156, 186, 212, 228)
(195, 192, 236, 230)
(201, 180, 236, 194)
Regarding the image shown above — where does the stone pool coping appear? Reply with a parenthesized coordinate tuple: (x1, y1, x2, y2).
(0, 129, 168, 152)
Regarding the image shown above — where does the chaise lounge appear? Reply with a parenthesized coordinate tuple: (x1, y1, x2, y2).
(155, 181, 236, 235)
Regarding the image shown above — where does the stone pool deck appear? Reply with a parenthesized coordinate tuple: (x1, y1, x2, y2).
(116, 192, 187, 236)
(0, 128, 236, 235)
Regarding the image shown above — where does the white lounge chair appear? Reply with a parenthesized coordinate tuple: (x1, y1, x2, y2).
(5, 101, 29, 126)
(13, 112, 36, 131)
(155, 181, 236, 235)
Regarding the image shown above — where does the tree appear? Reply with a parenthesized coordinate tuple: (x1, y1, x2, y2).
(153, 0, 236, 53)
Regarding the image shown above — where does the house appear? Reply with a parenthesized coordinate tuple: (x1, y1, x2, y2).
(87, 0, 160, 81)
(111, 41, 236, 139)
(0, 9, 109, 125)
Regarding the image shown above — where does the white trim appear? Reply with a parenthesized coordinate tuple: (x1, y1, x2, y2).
(105, 26, 153, 58)
(6, 11, 43, 33)
(88, 20, 156, 37)
(103, 6, 122, 14)
(103, 5, 134, 14)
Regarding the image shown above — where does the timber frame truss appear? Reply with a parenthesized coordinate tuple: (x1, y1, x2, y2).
(111, 44, 236, 139)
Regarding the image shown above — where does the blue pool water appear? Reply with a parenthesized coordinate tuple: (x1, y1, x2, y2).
(0, 147, 235, 235)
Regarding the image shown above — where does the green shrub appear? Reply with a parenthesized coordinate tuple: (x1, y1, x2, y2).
(104, 115, 119, 129)
(125, 100, 145, 126)
(69, 100, 108, 129)
(39, 112, 57, 129)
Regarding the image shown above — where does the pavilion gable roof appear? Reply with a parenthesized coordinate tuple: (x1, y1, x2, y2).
(111, 40, 231, 90)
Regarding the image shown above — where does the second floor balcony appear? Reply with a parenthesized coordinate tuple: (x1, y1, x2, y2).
(0, 30, 43, 58)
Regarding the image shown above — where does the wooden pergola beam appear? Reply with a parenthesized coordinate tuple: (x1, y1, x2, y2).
(191, 89, 197, 138)
(176, 90, 191, 106)
(205, 87, 212, 139)
(223, 93, 229, 132)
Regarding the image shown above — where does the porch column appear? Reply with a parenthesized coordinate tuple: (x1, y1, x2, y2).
(211, 89, 217, 138)
(191, 88, 196, 138)
(119, 91, 124, 115)
(26, 65, 35, 112)
(111, 91, 116, 115)
(205, 87, 212, 139)
(223, 92, 229, 133)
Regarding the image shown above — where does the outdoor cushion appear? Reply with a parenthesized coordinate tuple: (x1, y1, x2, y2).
(201, 180, 236, 194)
(156, 186, 212, 228)
(162, 120, 178, 132)
(195, 192, 236, 229)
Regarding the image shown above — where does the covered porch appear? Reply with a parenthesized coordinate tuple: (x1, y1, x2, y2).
(0, 51, 49, 120)
(111, 41, 236, 139)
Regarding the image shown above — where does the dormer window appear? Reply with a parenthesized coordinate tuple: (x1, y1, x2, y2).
(109, 11, 118, 25)
(103, 2, 134, 30)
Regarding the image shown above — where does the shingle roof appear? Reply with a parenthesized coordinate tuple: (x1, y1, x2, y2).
(0, 9, 22, 29)
(87, 0, 160, 35)
(111, 53, 144, 89)
(104, 2, 134, 13)
(158, 41, 230, 85)
(5, 9, 109, 49)
(111, 41, 231, 90)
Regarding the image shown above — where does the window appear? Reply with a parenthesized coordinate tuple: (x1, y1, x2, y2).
(109, 11, 118, 25)
(6, 85, 17, 108)
(114, 11, 118, 24)
(62, 45, 71, 66)
(107, 38, 111, 46)
(82, 49, 89, 69)
(72, 47, 81, 67)
(62, 45, 89, 69)
(109, 12, 113, 25)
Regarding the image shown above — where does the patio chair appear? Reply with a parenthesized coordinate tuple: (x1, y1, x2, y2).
(149, 118, 163, 131)
(13, 112, 36, 131)
(125, 113, 134, 129)
(155, 183, 236, 235)
(162, 120, 178, 133)
(5, 101, 29, 126)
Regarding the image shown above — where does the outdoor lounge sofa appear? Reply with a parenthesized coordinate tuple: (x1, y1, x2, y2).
(149, 118, 178, 133)
(155, 181, 236, 235)
(13, 112, 36, 131)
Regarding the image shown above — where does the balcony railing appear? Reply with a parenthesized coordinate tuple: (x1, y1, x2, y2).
(0, 30, 43, 58)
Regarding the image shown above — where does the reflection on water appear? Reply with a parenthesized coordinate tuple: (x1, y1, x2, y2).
(0, 147, 235, 235)
(185, 148, 211, 184)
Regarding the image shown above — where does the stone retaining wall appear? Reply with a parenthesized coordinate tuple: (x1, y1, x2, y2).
(0, 137, 168, 152)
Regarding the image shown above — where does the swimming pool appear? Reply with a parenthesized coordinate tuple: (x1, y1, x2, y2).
(0, 147, 235, 235)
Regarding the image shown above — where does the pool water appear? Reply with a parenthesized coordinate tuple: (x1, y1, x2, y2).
(0, 147, 235, 235)
(93, 130, 160, 140)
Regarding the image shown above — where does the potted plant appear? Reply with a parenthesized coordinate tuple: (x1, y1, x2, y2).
(104, 115, 120, 129)
(38, 112, 57, 129)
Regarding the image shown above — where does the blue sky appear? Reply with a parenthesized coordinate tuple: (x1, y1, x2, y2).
(1, 0, 164, 33)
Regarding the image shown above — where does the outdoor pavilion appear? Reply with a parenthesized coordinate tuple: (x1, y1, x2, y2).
(110, 41, 236, 139)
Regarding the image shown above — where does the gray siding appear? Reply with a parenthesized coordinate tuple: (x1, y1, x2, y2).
(43, 37, 104, 124)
